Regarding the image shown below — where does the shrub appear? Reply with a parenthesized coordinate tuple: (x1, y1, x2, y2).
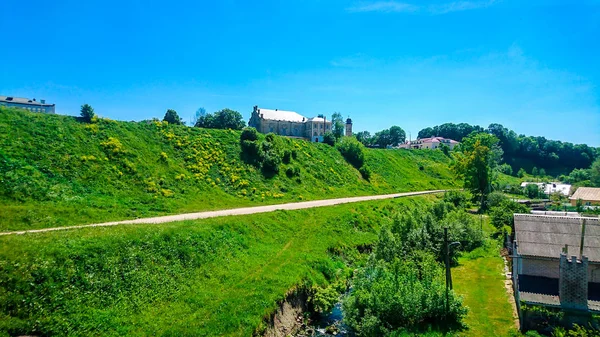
(343, 255, 467, 336)
(489, 199, 530, 231)
(517, 168, 526, 178)
(262, 151, 281, 175)
(486, 191, 507, 208)
(497, 163, 513, 176)
(323, 132, 336, 146)
(240, 127, 259, 142)
(282, 150, 292, 164)
(525, 184, 542, 199)
(336, 137, 365, 169)
(443, 190, 471, 209)
(285, 166, 300, 178)
(359, 165, 372, 181)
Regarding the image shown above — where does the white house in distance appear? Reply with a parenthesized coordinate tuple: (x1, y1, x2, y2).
(520, 182, 572, 197)
(396, 137, 460, 150)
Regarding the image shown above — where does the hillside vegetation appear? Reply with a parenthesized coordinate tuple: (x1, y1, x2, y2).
(0, 107, 456, 231)
(0, 195, 436, 336)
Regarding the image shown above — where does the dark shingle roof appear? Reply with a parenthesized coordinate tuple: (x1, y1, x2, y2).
(514, 214, 600, 262)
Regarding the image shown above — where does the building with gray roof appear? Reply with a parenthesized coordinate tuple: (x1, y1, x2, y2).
(248, 106, 351, 142)
(0, 95, 55, 114)
(512, 213, 600, 314)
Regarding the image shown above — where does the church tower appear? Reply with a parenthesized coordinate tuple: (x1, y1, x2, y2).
(345, 117, 353, 137)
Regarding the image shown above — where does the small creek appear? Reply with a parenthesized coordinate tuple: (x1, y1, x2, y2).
(295, 298, 355, 337)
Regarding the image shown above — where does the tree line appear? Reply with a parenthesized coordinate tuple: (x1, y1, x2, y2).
(418, 122, 599, 175)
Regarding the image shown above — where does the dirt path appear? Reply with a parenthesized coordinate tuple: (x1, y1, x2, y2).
(0, 190, 444, 236)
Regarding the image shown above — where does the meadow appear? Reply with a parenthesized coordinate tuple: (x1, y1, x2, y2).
(0, 195, 434, 336)
(0, 107, 457, 231)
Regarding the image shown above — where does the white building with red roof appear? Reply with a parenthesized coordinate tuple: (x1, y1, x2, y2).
(396, 137, 460, 150)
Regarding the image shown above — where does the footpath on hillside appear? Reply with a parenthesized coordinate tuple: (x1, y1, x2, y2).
(0, 190, 445, 236)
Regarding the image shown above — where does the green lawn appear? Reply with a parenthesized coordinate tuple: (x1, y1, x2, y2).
(0, 195, 434, 336)
(453, 243, 518, 337)
(0, 106, 457, 231)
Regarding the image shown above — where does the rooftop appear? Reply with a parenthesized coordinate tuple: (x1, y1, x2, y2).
(0, 95, 54, 106)
(570, 187, 600, 201)
(257, 108, 306, 123)
(514, 214, 600, 262)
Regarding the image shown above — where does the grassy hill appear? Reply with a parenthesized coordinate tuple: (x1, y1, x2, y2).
(0, 107, 457, 231)
(0, 195, 435, 336)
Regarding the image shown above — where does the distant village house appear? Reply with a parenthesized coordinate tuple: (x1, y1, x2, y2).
(248, 106, 352, 142)
(396, 137, 459, 150)
(520, 182, 572, 197)
(0, 95, 55, 114)
(569, 187, 600, 206)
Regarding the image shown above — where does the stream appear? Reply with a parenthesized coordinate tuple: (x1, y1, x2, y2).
(295, 299, 355, 337)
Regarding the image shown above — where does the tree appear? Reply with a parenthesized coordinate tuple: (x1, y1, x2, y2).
(452, 133, 501, 211)
(591, 158, 600, 187)
(531, 167, 539, 176)
(388, 126, 406, 146)
(331, 112, 344, 139)
(539, 168, 546, 177)
(195, 108, 245, 130)
(163, 109, 183, 125)
(80, 104, 95, 123)
(373, 129, 392, 148)
(192, 107, 206, 125)
(517, 168, 526, 178)
(524, 184, 541, 199)
(323, 131, 336, 146)
(355, 131, 372, 146)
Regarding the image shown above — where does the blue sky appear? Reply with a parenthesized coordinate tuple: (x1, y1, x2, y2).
(2, 0, 599, 145)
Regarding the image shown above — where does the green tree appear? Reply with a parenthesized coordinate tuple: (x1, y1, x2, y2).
(331, 112, 344, 139)
(355, 131, 372, 146)
(323, 131, 336, 146)
(591, 158, 600, 187)
(524, 184, 541, 199)
(539, 168, 546, 177)
(163, 109, 183, 125)
(80, 104, 95, 123)
(517, 168, 526, 178)
(388, 125, 406, 146)
(336, 137, 365, 169)
(532, 167, 539, 176)
(195, 108, 245, 130)
(452, 133, 501, 211)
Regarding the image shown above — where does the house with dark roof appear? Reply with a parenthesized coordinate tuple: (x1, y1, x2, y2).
(570, 187, 600, 206)
(512, 213, 600, 313)
(0, 95, 55, 114)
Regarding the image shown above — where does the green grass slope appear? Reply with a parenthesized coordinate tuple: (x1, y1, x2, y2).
(0, 195, 435, 336)
(0, 107, 456, 231)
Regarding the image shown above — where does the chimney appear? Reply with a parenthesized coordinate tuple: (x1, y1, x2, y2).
(41, 99, 45, 104)
(33, 98, 36, 102)
(559, 254, 589, 311)
(275, 108, 278, 111)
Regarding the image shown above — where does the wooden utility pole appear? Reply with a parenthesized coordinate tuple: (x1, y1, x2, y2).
(445, 227, 450, 314)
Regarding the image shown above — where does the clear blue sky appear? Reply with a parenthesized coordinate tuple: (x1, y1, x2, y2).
(2, 0, 599, 146)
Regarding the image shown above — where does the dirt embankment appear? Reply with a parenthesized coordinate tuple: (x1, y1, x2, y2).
(260, 289, 310, 337)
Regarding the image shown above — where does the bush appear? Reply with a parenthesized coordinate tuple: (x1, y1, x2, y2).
(323, 132, 336, 146)
(343, 255, 467, 336)
(359, 165, 372, 181)
(525, 184, 542, 199)
(489, 199, 530, 231)
(262, 151, 281, 175)
(285, 166, 300, 178)
(240, 127, 259, 142)
(443, 190, 471, 209)
(337, 137, 365, 169)
(282, 150, 292, 164)
(498, 163, 513, 176)
(486, 191, 507, 208)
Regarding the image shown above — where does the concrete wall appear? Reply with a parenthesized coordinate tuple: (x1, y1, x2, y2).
(522, 258, 560, 278)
